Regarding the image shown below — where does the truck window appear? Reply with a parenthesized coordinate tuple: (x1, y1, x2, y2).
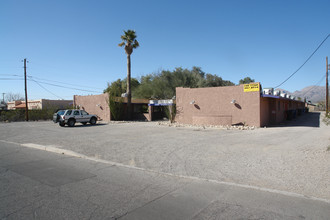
(81, 110, 89, 115)
(65, 110, 72, 115)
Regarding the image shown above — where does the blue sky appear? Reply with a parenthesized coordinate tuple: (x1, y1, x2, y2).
(1, 0, 329, 100)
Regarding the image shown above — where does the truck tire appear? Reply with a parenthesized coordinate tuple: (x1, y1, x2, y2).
(59, 121, 65, 127)
(90, 117, 97, 125)
(68, 119, 75, 127)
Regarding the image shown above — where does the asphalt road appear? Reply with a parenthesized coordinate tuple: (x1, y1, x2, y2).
(1, 141, 329, 219)
(0, 112, 329, 202)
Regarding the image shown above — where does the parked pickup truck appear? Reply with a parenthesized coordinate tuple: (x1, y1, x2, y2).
(53, 109, 98, 127)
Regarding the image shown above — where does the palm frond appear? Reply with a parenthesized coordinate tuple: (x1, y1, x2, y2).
(121, 35, 128, 41)
(119, 29, 139, 49)
(126, 30, 136, 38)
(118, 42, 125, 47)
(132, 40, 139, 48)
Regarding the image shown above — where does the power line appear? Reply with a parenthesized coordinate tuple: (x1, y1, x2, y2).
(0, 78, 23, 80)
(28, 75, 104, 90)
(27, 78, 102, 93)
(1, 78, 101, 93)
(274, 34, 330, 88)
(301, 74, 327, 98)
(0, 74, 22, 77)
(1, 73, 103, 93)
(29, 78, 64, 100)
(1, 73, 105, 91)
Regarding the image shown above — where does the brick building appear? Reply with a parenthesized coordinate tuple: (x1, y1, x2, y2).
(7, 99, 73, 110)
(175, 83, 305, 127)
(73, 83, 306, 127)
(74, 94, 150, 121)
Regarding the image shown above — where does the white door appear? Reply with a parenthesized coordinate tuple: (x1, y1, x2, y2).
(73, 110, 83, 122)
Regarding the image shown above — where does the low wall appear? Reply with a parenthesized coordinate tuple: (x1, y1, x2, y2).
(192, 115, 232, 126)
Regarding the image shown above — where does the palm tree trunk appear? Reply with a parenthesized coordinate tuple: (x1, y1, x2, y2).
(127, 54, 132, 120)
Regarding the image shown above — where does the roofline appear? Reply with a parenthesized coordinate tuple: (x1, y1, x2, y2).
(261, 94, 305, 103)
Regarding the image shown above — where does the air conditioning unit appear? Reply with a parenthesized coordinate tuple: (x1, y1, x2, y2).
(263, 88, 274, 95)
(280, 93, 287, 98)
(273, 90, 281, 96)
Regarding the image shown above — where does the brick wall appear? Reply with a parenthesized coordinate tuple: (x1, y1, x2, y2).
(74, 94, 110, 121)
(176, 84, 261, 127)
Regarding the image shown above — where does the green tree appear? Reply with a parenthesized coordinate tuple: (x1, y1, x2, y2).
(104, 79, 124, 94)
(118, 30, 139, 119)
(133, 75, 154, 99)
(104, 78, 140, 95)
(204, 74, 234, 87)
(239, 77, 255, 84)
(133, 67, 235, 99)
(121, 77, 140, 94)
(106, 79, 124, 120)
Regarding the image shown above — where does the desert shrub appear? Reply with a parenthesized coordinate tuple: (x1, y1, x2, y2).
(108, 95, 124, 120)
(106, 80, 125, 120)
(0, 108, 57, 122)
(0, 109, 25, 121)
(164, 104, 176, 123)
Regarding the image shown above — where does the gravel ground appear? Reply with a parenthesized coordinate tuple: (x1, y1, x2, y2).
(0, 111, 329, 201)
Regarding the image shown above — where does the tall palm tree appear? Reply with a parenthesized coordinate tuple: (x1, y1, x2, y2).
(118, 30, 139, 120)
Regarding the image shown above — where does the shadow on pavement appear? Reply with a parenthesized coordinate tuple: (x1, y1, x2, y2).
(276, 112, 321, 128)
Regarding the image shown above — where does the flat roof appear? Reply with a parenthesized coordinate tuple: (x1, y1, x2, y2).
(261, 94, 304, 103)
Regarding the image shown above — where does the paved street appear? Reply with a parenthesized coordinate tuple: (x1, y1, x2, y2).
(0, 112, 330, 219)
(0, 112, 329, 201)
(1, 141, 329, 219)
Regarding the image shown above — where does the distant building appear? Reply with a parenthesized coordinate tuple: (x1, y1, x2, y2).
(7, 99, 73, 110)
(306, 102, 316, 112)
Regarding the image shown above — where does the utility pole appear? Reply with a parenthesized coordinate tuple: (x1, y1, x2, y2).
(23, 58, 29, 121)
(326, 57, 329, 116)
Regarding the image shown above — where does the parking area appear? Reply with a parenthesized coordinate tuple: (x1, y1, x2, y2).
(0, 112, 329, 201)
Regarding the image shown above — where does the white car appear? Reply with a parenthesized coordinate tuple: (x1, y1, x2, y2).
(53, 109, 97, 127)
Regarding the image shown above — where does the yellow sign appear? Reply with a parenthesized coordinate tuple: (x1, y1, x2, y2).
(243, 83, 260, 92)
